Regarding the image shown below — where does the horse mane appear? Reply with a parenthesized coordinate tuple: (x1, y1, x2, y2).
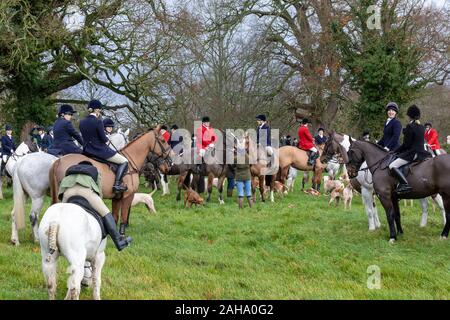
(359, 140, 387, 152)
(124, 128, 155, 149)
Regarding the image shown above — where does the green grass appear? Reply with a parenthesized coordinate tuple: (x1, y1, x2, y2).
(0, 178, 449, 300)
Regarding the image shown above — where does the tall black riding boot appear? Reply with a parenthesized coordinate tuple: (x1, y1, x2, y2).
(391, 167, 412, 195)
(308, 152, 317, 166)
(113, 162, 129, 193)
(102, 213, 133, 251)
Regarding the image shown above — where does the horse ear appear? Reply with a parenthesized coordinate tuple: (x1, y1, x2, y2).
(118, 128, 122, 134)
(124, 128, 130, 136)
(154, 124, 161, 134)
(349, 137, 355, 145)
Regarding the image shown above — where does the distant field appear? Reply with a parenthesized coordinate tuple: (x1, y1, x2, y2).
(0, 178, 449, 300)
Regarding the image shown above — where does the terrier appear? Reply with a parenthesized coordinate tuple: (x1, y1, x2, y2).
(324, 176, 344, 195)
(329, 185, 344, 207)
(342, 184, 353, 210)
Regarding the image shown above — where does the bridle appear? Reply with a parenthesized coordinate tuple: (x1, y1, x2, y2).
(149, 131, 173, 169)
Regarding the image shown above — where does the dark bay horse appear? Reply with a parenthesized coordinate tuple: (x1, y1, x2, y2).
(346, 139, 450, 242)
(49, 127, 172, 236)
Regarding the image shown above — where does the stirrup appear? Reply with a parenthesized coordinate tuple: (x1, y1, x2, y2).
(113, 184, 128, 193)
(396, 184, 412, 195)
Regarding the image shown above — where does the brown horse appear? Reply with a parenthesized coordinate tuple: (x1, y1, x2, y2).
(49, 127, 172, 235)
(347, 139, 450, 242)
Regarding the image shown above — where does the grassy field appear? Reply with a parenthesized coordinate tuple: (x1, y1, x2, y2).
(0, 177, 449, 300)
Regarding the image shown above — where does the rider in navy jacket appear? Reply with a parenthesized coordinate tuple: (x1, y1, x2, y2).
(79, 100, 129, 194)
(256, 114, 273, 157)
(48, 105, 83, 156)
(1, 124, 16, 156)
(377, 102, 402, 151)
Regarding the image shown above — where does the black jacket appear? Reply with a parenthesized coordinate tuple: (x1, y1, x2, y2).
(1, 135, 16, 155)
(395, 121, 430, 162)
(48, 118, 83, 155)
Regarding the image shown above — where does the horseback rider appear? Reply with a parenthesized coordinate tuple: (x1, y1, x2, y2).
(29, 125, 52, 151)
(79, 99, 129, 194)
(256, 114, 273, 156)
(377, 102, 402, 151)
(298, 118, 319, 166)
(361, 129, 370, 142)
(170, 124, 183, 155)
(48, 104, 83, 156)
(388, 105, 430, 195)
(103, 117, 115, 137)
(1, 124, 16, 175)
(314, 127, 327, 146)
(160, 125, 170, 143)
(196, 116, 217, 173)
(59, 161, 132, 251)
(424, 122, 442, 156)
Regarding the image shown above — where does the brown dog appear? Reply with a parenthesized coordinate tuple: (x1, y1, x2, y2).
(184, 188, 204, 208)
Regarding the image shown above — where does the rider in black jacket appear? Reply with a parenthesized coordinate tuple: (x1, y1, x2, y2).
(388, 105, 430, 194)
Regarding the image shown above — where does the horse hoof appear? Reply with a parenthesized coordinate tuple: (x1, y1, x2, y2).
(440, 236, 447, 240)
(10, 239, 20, 246)
(389, 238, 396, 244)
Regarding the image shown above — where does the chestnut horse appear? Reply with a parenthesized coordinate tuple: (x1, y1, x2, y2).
(49, 127, 172, 236)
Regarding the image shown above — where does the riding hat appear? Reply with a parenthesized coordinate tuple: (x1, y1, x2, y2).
(318, 127, 325, 132)
(66, 161, 98, 182)
(161, 125, 168, 130)
(88, 99, 103, 110)
(5, 124, 12, 131)
(385, 102, 399, 113)
(171, 124, 179, 130)
(302, 118, 311, 124)
(406, 104, 421, 120)
(103, 118, 115, 128)
(59, 104, 76, 115)
(424, 122, 432, 127)
(256, 114, 267, 122)
(202, 116, 210, 123)
(36, 125, 45, 131)
(362, 129, 370, 136)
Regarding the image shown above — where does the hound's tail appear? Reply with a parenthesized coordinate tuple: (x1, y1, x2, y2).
(46, 222, 59, 262)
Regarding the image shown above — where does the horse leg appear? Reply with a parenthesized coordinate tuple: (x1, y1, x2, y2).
(302, 172, 308, 191)
(120, 196, 134, 236)
(431, 194, 446, 225)
(206, 175, 213, 203)
(176, 174, 185, 201)
(65, 250, 86, 300)
(91, 250, 106, 300)
(392, 197, 403, 234)
(419, 198, 428, 227)
(379, 196, 397, 242)
(259, 175, 265, 202)
(218, 176, 225, 205)
(11, 207, 20, 246)
(112, 199, 120, 223)
(440, 195, 450, 239)
(270, 176, 275, 203)
(30, 196, 44, 243)
(0, 176, 3, 200)
(42, 252, 58, 300)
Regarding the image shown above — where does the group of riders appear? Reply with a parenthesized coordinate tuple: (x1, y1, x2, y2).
(0, 100, 445, 250)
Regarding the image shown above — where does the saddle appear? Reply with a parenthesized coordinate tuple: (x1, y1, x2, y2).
(66, 195, 107, 239)
(83, 154, 119, 173)
(383, 154, 430, 177)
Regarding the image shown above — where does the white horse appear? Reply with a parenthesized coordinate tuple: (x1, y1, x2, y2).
(11, 130, 129, 246)
(39, 203, 106, 300)
(0, 142, 31, 199)
(107, 128, 130, 151)
(333, 134, 445, 230)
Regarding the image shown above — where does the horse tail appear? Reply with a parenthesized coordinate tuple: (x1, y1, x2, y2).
(12, 167, 26, 230)
(49, 161, 59, 204)
(150, 181, 157, 196)
(46, 222, 59, 262)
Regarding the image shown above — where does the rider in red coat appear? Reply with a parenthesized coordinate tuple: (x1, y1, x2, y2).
(424, 122, 442, 156)
(298, 118, 318, 165)
(161, 125, 171, 143)
(195, 116, 216, 173)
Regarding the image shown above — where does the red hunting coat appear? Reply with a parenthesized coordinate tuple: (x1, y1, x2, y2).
(424, 128, 440, 150)
(298, 125, 314, 150)
(196, 124, 217, 152)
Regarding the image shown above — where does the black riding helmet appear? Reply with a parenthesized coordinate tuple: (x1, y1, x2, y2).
(406, 104, 420, 120)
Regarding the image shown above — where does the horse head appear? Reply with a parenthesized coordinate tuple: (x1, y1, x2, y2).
(321, 131, 349, 165)
(346, 140, 365, 178)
